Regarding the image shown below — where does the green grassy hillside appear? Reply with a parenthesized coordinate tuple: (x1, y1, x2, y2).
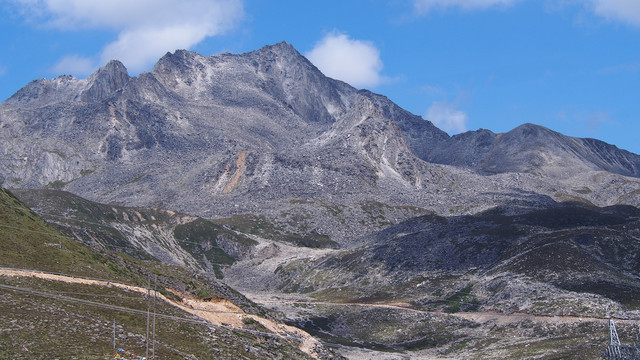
(12, 188, 259, 277)
(0, 187, 124, 278)
(0, 187, 318, 359)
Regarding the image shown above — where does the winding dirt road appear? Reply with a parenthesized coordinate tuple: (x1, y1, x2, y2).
(253, 296, 640, 326)
(0, 267, 324, 359)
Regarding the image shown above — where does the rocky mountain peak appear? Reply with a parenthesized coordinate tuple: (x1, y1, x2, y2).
(1, 42, 639, 222)
(152, 49, 201, 74)
(3, 76, 81, 107)
(501, 123, 558, 143)
(2, 60, 130, 107)
(99, 59, 128, 75)
(248, 41, 308, 67)
(81, 60, 130, 102)
(256, 41, 298, 56)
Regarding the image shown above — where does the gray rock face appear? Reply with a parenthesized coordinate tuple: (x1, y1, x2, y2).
(1, 42, 639, 244)
(425, 123, 640, 177)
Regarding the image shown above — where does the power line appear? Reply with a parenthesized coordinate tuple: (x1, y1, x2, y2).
(39, 290, 144, 299)
(0, 223, 70, 240)
(0, 266, 243, 316)
(0, 282, 206, 325)
(0, 281, 305, 343)
(146, 275, 150, 359)
(0, 266, 242, 317)
(0, 268, 306, 342)
(152, 275, 157, 359)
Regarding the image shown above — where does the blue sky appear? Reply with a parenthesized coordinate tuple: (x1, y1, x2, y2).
(1, 0, 639, 153)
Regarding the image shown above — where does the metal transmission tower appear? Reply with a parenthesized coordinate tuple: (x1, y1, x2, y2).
(603, 319, 640, 360)
(612, 319, 622, 347)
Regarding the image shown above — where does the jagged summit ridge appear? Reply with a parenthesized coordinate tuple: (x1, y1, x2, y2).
(150, 43, 355, 127)
(3, 59, 130, 107)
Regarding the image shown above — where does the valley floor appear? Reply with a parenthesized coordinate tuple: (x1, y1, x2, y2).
(242, 290, 636, 359)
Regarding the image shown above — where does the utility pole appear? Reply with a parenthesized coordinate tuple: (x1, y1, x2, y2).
(146, 275, 150, 359)
(152, 275, 157, 359)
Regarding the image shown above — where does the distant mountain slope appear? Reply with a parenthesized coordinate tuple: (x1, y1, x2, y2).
(268, 202, 640, 313)
(425, 123, 640, 177)
(221, 200, 640, 357)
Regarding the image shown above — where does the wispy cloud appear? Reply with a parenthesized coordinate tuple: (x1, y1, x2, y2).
(421, 83, 447, 97)
(413, 0, 640, 27)
(0, 64, 6, 76)
(556, 108, 617, 135)
(413, 0, 522, 14)
(599, 62, 640, 74)
(586, 0, 640, 27)
(306, 32, 386, 88)
(11, 0, 244, 75)
(585, 111, 615, 133)
(51, 54, 97, 76)
(425, 101, 469, 134)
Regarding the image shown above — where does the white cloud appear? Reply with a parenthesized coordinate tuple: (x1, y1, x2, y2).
(99, 23, 217, 71)
(413, 0, 521, 14)
(412, 0, 640, 27)
(425, 101, 468, 134)
(12, 0, 244, 74)
(586, 0, 640, 26)
(0, 65, 6, 76)
(51, 54, 96, 76)
(306, 32, 385, 88)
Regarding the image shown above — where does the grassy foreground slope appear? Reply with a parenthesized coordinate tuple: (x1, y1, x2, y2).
(12, 188, 259, 279)
(0, 187, 317, 359)
(0, 186, 131, 279)
(1, 187, 234, 302)
(0, 275, 311, 359)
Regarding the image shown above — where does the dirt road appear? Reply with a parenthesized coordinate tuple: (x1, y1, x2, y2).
(0, 267, 324, 359)
(252, 296, 640, 326)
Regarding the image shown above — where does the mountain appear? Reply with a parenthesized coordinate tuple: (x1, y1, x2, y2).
(269, 202, 640, 309)
(425, 123, 640, 177)
(2, 42, 640, 359)
(2, 42, 639, 246)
